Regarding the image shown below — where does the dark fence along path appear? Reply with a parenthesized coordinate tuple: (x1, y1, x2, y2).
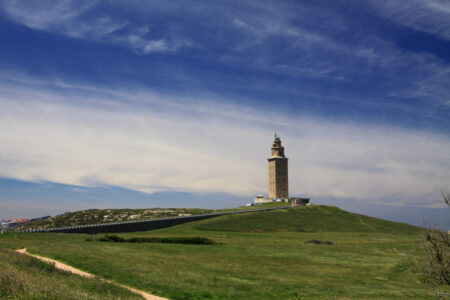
(20, 206, 292, 234)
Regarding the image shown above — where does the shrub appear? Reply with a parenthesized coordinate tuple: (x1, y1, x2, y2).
(159, 237, 216, 245)
(416, 191, 450, 285)
(305, 240, 334, 245)
(99, 236, 216, 245)
(417, 228, 450, 285)
(99, 235, 126, 242)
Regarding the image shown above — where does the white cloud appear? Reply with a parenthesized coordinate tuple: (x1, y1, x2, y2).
(1, 0, 193, 54)
(1, 0, 96, 30)
(0, 76, 449, 208)
(1, 1, 449, 212)
(4, 0, 449, 96)
(369, 0, 450, 40)
(125, 33, 193, 54)
(2, 0, 125, 39)
(66, 16, 129, 39)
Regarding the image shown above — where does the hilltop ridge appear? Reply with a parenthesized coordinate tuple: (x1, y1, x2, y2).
(189, 205, 421, 234)
(14, 207, 213, 231)
(14, 203, 421, 235)
(13, 203, 287, 231)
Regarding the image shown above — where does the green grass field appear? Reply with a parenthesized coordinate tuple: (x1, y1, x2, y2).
(1, 205, 448, 299)
(0, 248, 141, 299)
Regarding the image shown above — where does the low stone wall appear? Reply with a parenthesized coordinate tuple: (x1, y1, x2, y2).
(20, 206, 292, 234)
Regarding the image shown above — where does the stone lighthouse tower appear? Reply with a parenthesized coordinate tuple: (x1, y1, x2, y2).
(268, 134, 289, 199)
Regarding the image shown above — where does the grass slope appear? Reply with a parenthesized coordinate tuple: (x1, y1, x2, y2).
(0, 248, 141, 299)
(14, 203, 288, 231)
(15, 208, 214, 231)
(1, 205, 446, 299)
(194, 205, 421, 234)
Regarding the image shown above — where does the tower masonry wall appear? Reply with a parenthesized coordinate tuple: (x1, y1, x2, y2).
(268, 157, 289, 199)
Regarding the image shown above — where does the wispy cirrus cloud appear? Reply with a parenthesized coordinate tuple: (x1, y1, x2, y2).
(124, 27, 194, 54)
(2, 0, 447, 87)
(369, 0, 450, 40)
(2, 0, 450, 116)
(0, 0, 123, 39)
(1, 0, 96, 30)
(230, 15, 327, 51)
(1, 0, 193, 54)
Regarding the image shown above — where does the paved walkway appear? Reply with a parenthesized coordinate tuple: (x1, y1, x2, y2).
(15, 248, 168, 300)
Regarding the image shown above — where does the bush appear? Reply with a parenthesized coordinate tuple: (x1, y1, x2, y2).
(416, 191, 450, 285)
(305, 240, 334, 245)
(99, 236, 216, 245)
(127, 237, 161, 243)
(418, 228, 450, 285)
(100, 235, 125, 242)
(159, 237, 216, 245)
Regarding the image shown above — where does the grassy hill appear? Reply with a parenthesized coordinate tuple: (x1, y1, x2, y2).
(2, 204, 447, 299)
(14, 207, 214, 231)
(14, 203, 288, 231)
(193, 205, 421, 234)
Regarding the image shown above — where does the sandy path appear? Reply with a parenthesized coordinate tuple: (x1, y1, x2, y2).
(15, 248, 168, 300)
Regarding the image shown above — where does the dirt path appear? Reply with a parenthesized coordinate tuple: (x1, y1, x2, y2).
(15, 248, 168, 300)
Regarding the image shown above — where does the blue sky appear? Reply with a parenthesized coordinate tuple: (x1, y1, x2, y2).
(0, 1, 449, 228)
